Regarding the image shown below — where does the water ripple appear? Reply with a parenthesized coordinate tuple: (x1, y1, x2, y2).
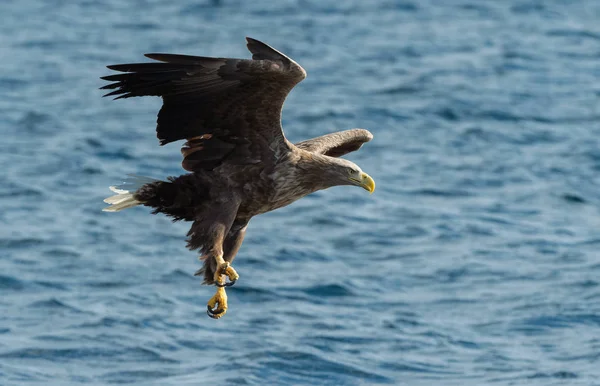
(3, 0, 600, 384)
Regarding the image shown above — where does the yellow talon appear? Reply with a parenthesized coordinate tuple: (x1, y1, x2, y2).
(213, 262, 239, 287)
(207, 286, 228, 319)
(206, 259, 238, 318)
(224, 264, 239, 282)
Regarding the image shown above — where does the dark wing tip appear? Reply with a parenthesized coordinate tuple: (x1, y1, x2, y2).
(245, 37, 290, 63)
(144, 53, 168, 61)
(245, 36, 261, 46)
(144, 53, 190, 63)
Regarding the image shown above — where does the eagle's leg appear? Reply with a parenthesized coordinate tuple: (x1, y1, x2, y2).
(214, 261, 239, 287)
(207, 287, 227, 313)
(192, 253, 237, 286)
(214, 221, 247, 288)
(187, 203, 244, 319)
(204, 252, 229, 318)
(206, 252, 241, 318)
(206, 269, 228, 319)
(205, 221, 248, 318)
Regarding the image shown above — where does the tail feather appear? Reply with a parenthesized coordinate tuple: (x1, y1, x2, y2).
(102, 175, 162, 212)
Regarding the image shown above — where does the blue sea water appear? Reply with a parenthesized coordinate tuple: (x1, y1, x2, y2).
(1, 0, 600, 384)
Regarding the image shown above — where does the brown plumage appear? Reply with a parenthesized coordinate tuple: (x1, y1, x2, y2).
(101, 37, 375, 318)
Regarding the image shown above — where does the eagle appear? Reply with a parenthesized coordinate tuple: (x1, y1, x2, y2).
(101, 37, 375, 319)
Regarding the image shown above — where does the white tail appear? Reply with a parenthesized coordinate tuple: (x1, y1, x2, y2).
(102, 175, 161, 212)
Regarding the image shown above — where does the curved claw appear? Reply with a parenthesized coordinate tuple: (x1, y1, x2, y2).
(213, 262, 239, 287)
(207, 304, 225, 319)
(206, 286, 228, 319)
(215, 279, 236, 287)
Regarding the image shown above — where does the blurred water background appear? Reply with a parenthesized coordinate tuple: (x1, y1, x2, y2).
(1, 0, 600, 384)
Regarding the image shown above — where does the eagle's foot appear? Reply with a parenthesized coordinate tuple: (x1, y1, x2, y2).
(214, 262, 239, 287)
(207, 286, 228, 319)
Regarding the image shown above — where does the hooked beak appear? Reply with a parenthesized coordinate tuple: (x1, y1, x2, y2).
(350, 172, 376, 194)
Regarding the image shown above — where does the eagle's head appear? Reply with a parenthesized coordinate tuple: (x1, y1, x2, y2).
(306, 156, 375, 194)
(333, 158, 376, 194)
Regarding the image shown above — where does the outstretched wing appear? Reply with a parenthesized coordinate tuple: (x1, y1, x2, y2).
(295, 129, 373, 157)
(101, 37, 306, 171)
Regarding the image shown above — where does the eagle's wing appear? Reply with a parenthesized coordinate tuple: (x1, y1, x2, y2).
(294, 129, 373, 157)
(100, 37, 306, 171)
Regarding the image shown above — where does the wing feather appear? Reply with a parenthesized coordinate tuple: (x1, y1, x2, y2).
(100, 37, 306, 171)
(295, 129, 373, 157)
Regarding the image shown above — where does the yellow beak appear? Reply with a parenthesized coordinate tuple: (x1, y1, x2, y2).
(353, 172, 375, 194)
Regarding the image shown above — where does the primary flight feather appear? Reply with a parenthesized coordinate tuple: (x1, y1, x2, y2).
(101, 37, 375, 319)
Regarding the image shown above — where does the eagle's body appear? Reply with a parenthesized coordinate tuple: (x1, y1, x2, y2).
(102, 38, 375, 318)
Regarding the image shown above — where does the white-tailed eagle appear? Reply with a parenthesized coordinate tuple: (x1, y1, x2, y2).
(101, 38, 375, 319)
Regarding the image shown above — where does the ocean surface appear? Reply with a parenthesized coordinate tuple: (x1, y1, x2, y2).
(2, 0, 600, 385)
